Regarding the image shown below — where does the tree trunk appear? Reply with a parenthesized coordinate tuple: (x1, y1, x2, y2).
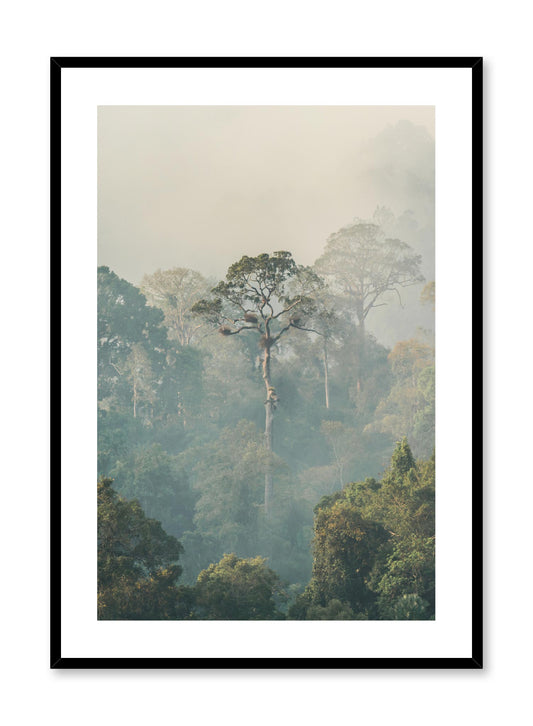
(262, 343, 275, 518)
(323, 342, 330, 409)
(264, 401, 274, 517)
(356, 317, 365, 393)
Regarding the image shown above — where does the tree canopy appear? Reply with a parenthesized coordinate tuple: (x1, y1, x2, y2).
(97, 478, 184, 620)
(194, 553, 286, 620)
(315, 219, 424, 332)
(141, 267, 212, 346)
(290, 440, 435, 620)
(97, 209, 434, 620)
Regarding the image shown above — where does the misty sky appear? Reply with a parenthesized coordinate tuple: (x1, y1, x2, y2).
(98, 106, 434, 285)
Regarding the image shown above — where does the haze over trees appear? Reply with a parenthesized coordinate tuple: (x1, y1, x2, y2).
(96, 107, 435, 619)
(315, 217, 424, 391)
(315, 218, 424, 336)
(141, 267, 213, 346)
(97, 201, 435, 620)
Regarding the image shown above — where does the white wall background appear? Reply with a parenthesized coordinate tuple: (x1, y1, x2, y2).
(0, 2, 527, 724)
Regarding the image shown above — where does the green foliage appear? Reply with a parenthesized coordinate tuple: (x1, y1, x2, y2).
(390, 436, 416, 476)
(96, 259, 434, 620)
(263, 500, 314, 589)
(379, 593, 431, 620)
(305, 599, 366, 620)
(349, 334, 394, 422)
(193, 333, 262, 431)
(412, 365, 436, 455)
(194, 553, 286, 620)
(178, 420, 313, 586)
(292, 440, 435, 619)
(217, 251, 298, 304)
(190, 296, 223, 325)
(367, 440, 435, 539)
(314, 490, 345, 516)
(110, 444, 196, 540)
(97, 409, 147, 476)
(98, 267, 166, 352)
(366, 339, 435, 458)
(367, 447, 435, 616)
(97, 478, 184, 620)
(307, 499, 387, 613)
(157, 343, 204, 430)
(189, 420, 269, 549)
(98, 266, 167, 417)
(370, 535, 435, 617)
(178, 530, 221, 586)
(192, 251, 318, 342)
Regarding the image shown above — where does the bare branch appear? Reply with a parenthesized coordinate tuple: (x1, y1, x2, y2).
(270, 324, 292, 344)
(224, 325, 259, 335)
(392, 286, 404, 307)
(110, 362, 123, 376)
(291, 324, 322, 335)
(271, 298, 303, 319)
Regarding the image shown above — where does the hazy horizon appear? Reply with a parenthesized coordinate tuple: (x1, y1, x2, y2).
(98, 105, 435, 286)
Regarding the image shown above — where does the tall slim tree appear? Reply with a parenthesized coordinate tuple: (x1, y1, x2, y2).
(192, 251, 317, 516)
(303, 294, 344, 409)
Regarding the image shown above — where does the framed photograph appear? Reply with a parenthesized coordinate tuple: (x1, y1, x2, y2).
(51, 57, 482, 668)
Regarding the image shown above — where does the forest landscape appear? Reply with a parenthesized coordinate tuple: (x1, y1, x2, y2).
(97, 105, 436, 621)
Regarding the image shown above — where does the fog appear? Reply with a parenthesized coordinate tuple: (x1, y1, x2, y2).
(98, 105, 434, 279)
(97, 106, 435, 620)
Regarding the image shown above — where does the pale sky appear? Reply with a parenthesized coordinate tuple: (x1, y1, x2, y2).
(98, 106, 434, 285)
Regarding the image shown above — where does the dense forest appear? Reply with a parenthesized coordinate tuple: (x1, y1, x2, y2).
(97, 209, 435, 620)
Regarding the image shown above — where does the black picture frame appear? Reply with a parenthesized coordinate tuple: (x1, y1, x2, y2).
(51, 56, 483, 669)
